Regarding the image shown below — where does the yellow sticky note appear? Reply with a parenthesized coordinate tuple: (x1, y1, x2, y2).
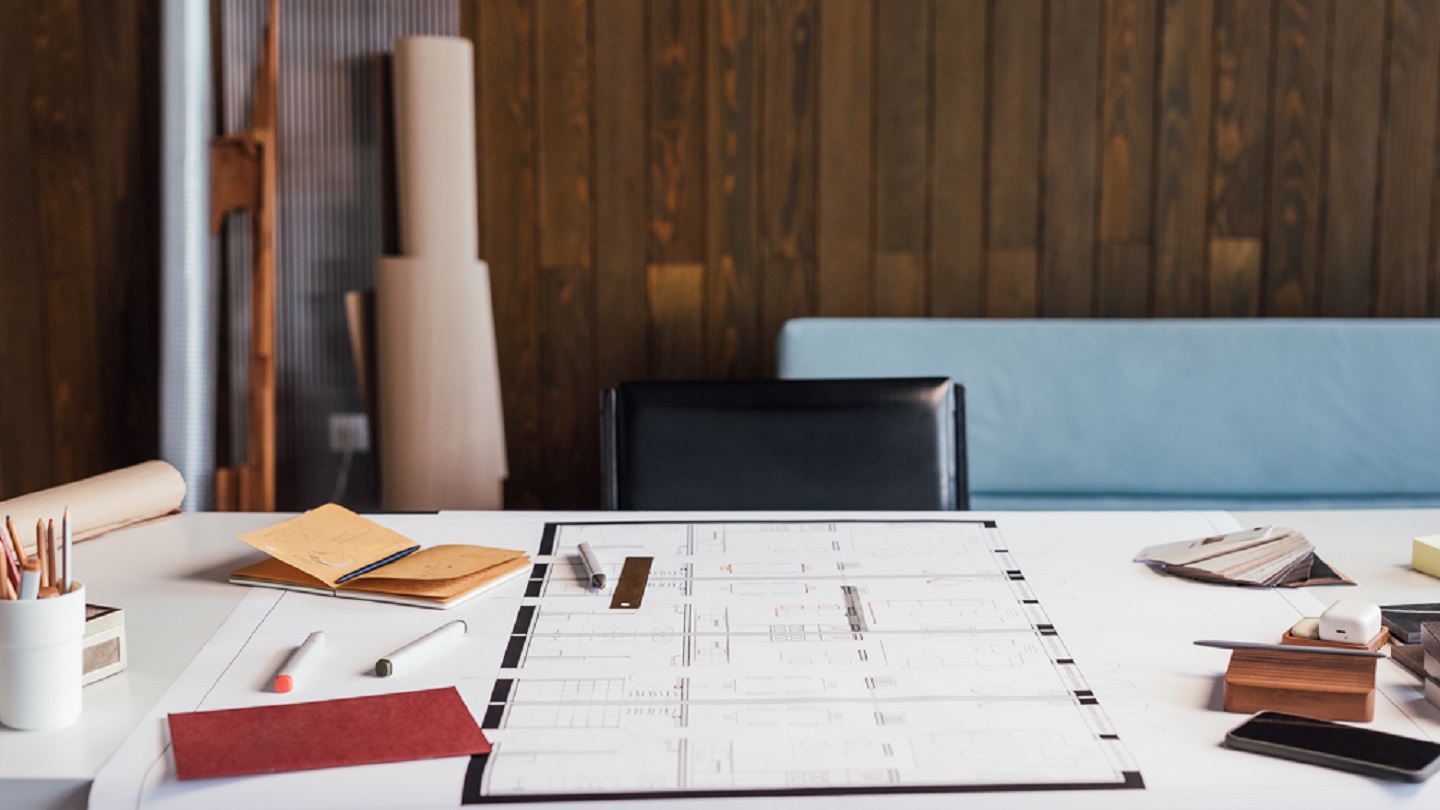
(1413, 534, 1440, 580)
(237, 504, 417, 588)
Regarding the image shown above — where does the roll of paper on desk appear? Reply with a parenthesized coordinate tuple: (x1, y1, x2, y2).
(375, 620, 466, 677)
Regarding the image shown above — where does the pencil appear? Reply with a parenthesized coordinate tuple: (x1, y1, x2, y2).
(61, 507, 72, 592)
(47, 519, 58, 589)
(5, 515, 25, 565)
(36, 519, 51, 590)
(0, 537, 13, 599)
(0, 515, 19, 592)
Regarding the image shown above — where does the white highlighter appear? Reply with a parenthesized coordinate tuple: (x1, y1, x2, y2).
(273, 631, 326, 693)
(375, 620, 467, 677)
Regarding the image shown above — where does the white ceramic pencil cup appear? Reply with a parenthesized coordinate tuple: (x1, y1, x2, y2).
(0, 581, 85, 730)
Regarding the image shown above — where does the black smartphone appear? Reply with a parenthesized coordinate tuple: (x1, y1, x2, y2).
(1225, 711, 1440, 782)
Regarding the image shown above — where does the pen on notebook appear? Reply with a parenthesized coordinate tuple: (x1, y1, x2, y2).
(578, 541, 606, 589)
(273, 631, 326, 693)
(375, 620, 466, 677)
(18, 560, 39, 600)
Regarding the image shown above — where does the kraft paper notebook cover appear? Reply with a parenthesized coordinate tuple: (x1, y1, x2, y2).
(229, 503, 529, 609)
(168, 687, 490, 780)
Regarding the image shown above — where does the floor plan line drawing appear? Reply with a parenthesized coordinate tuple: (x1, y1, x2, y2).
(465, 520, 1144, 802)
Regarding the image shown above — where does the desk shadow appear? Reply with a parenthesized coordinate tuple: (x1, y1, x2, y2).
(1206, 675, 1226, 712)
(189, 552, 268, 585)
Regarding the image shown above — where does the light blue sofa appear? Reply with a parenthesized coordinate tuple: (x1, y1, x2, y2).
(777, 318, 1440, 510)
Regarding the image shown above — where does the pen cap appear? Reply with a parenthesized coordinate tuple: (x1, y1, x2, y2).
(0, 582, 86, 730)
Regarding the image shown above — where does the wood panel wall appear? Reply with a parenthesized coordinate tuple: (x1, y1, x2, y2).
(4, 1, 1440, 508)
(464, 0, 1440, 508)
(0, 0, 160, 501)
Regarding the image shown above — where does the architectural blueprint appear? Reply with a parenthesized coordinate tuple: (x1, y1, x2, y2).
(93, 518, 1153, 808)
(475, 520, 1140, 800)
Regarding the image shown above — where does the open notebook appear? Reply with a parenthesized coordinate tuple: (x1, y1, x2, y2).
(229, 504, 530, 609)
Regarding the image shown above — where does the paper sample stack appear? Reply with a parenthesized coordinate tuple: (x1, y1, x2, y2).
(1134, 526, 1353, 587)
(1423, 623, 1440, 710)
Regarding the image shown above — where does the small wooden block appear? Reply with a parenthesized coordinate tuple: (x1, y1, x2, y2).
(1280, 626, 1388, 652)
(1223, 646, 1377, 722)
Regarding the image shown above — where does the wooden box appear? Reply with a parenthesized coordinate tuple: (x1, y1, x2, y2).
(1223, 646, 1377, 722)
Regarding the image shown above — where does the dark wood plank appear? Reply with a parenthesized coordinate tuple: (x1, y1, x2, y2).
(987, 0, 1043, 316)
(536, 0, 596, 507)
(475, 0, 543, 507)
(649, 0, 706, 267)
(1042, 0, 1102, 317)
(537, 0, 591, 270)
(1320, 0, 1383, 316)
(1209, 237, 1263, 316)
(1097, 0, 1157, 316)
(28, 0, 104, 483)
(931, 0, 986, 317)
(1376, 0, 1440, 317)
(815, 0, 872, 317)
(539, 264, 599, 508)
(1153, 0, 1214, 316)
(0, 0, 52, 497)
(758, 0, 816, 375)
(1211, 0, 1273, 237)
(85, 0, 160, 471)
(706, 0, 761, 377)
(986, 248, 1040, 318)
(875, 0, 929, 317)
(647, 263, 706, 378)
(594, 0, 649, 387)
(875, 253, 926, 316)
(1097, 243, 1151, 316)
(1265, 0, 1327, 316)
(1208, 0, 1271, 317)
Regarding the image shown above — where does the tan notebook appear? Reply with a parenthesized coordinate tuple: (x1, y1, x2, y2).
(229, 504, 530, 609)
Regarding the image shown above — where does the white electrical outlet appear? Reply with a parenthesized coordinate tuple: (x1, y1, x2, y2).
(328, 413, 371, 453)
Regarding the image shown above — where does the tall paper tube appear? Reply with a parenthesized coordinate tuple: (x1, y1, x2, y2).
(391, 36, 478, 259)
(378, 35, 507, 510)
(376, 257, 507, 510)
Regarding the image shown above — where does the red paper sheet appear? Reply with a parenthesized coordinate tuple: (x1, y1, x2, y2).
(168, 687, 490, 781)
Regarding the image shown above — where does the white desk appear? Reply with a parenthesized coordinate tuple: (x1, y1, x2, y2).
(3, 510, 1439, 809)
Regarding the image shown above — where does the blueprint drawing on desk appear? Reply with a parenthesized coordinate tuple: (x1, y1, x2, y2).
(472, 520, 1141, 800)
(92, 519, 1145, 808)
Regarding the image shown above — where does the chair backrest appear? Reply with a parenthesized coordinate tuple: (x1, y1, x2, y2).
(777, 318, 1440, 510)
(601, 378, 967, 510)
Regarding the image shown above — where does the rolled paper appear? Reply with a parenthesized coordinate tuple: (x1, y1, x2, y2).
(0, 460, 186, 555)
(391, 36, 478, 259)
(376, 257, 506, 510)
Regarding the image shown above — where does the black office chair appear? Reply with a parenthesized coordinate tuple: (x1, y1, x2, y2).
(600, 378, 967, 510)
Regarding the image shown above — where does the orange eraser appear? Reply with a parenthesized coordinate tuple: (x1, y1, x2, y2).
(273, 675, 293, 693)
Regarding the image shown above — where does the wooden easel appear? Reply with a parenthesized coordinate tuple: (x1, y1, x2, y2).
(210, 0, 279, 511)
